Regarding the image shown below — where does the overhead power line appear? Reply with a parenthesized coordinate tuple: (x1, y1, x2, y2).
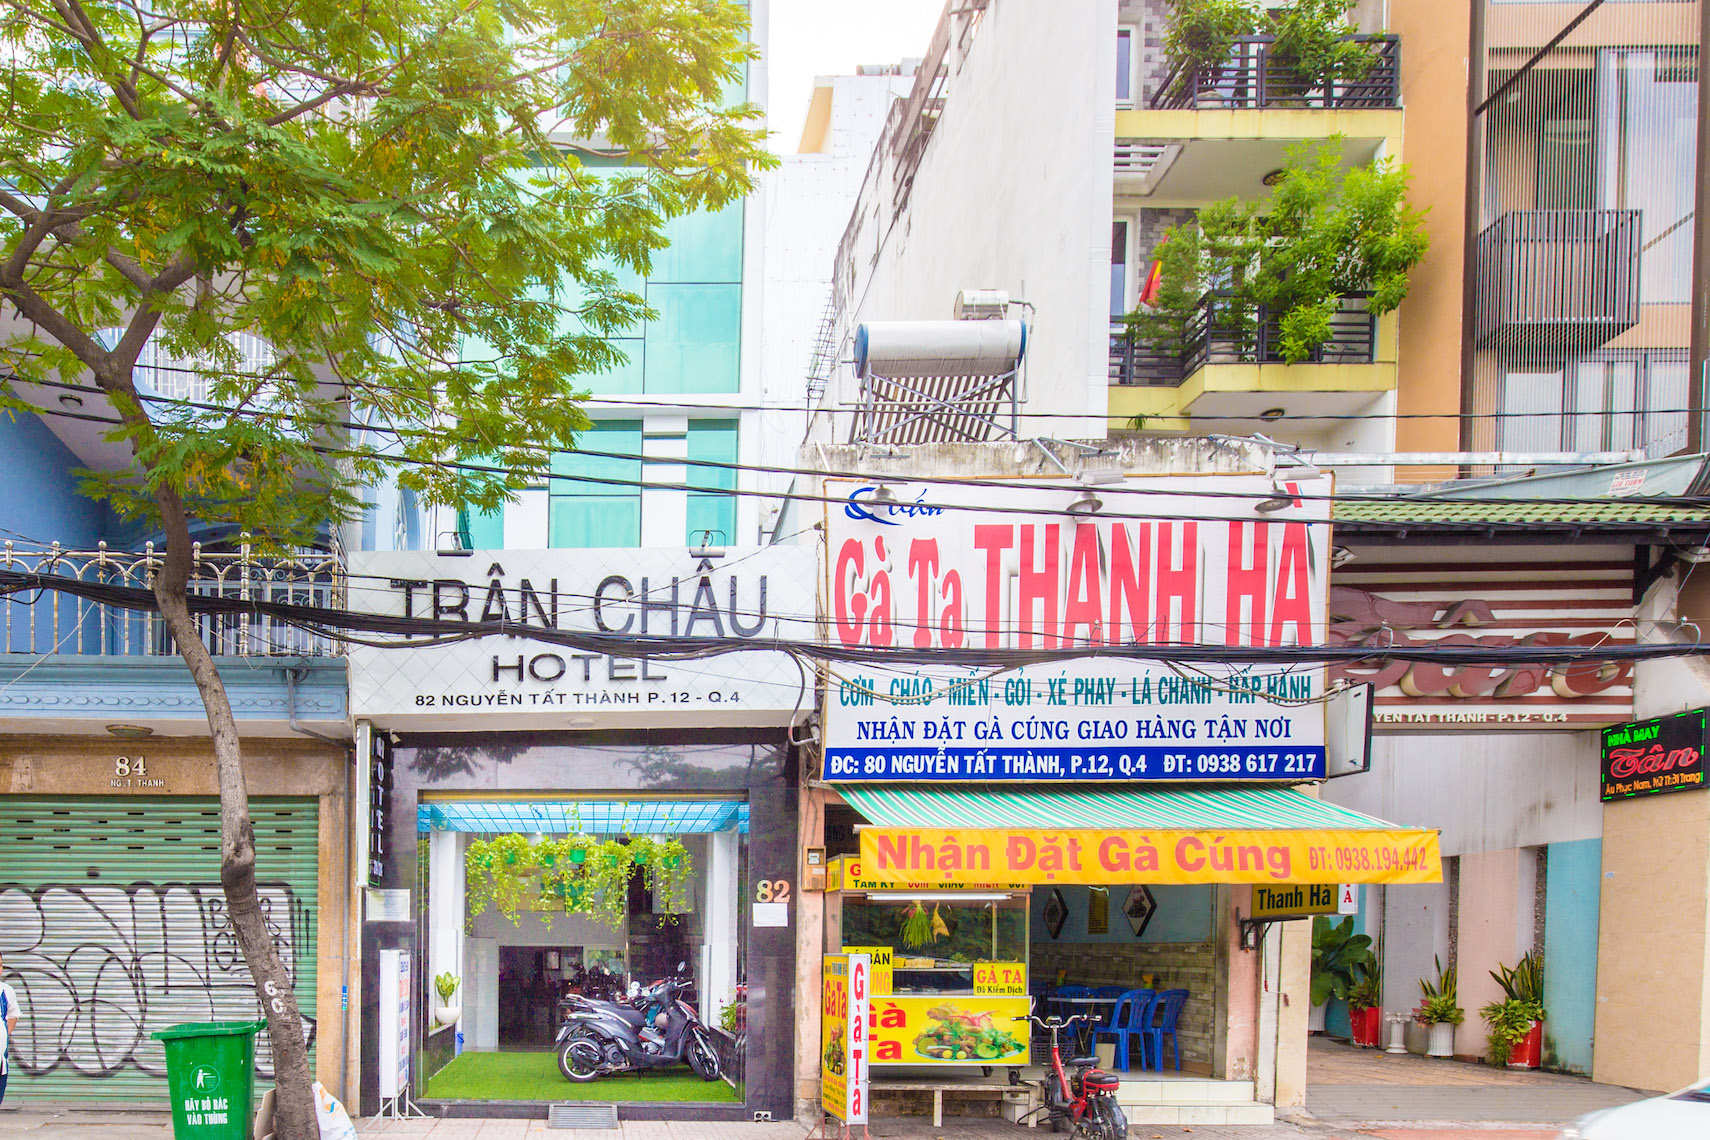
(0, 567, 1696, 672)
(17, 382, 1710, 522)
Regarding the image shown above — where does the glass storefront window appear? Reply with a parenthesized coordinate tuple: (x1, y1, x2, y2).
(842, 895, 1030, 993)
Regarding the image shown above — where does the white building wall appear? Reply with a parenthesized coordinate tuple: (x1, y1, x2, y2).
(755, 73, 913, 539)
(813, 0, 1118, 445)
(1322, 732, 1604, 857)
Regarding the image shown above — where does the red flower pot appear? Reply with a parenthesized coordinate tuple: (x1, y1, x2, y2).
(1349, 1006, 1383, 1047)
(1506, 1021, 1543, 1068)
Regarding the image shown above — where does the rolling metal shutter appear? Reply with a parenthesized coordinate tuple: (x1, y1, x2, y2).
(0, 797, 319, 1104)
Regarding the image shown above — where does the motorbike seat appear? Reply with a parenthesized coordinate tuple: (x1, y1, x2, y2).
(1068, 1054, 1099, 1067)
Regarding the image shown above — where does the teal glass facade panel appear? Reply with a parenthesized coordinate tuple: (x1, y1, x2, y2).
(549, 496, 639, 548)
(644, 283, 741, 393)
(686, 419, 738, 544)
(654, 202, 744, 284)
(549, 421, 641, 547)
(459, 505, 505, 550)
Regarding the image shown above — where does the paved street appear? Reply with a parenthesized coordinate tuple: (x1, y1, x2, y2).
(0, 1040, 1659, 1139)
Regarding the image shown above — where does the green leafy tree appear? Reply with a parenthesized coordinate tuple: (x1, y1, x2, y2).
(0, 1, 768, 1134)
(1127, 140, 1426, 367)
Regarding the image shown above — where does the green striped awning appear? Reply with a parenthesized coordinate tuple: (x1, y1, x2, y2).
(840, 783, 1404, 832)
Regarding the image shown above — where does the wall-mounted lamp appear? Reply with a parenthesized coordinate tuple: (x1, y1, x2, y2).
(1067, 488, 1104, 515)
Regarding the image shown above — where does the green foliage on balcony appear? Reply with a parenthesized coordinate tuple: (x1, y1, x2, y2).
(1124, 140, 1427, 365)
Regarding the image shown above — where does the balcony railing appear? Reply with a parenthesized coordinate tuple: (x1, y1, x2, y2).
(1110, 293, 1378, 388)
(1149, 36, 1400, 111)
(1474, 209, 1642, 354)
(0, 541, 344, 658)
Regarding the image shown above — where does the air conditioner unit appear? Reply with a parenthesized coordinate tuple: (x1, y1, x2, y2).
(953, 289, 1010, 320)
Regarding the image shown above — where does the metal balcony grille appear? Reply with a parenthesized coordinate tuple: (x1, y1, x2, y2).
(1474, 209, 1642, 355)
(1149, 36, 1400, 111)
(0, 540, 344, 657)
(1110, 294, 1377, 388)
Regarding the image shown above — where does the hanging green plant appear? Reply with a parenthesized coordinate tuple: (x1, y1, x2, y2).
(460, 830, 696, 931)
(636, 837, 694, 918)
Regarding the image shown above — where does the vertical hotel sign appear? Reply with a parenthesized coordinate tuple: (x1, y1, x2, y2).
(821, 954, 870, 1123)
(822, 476, 1332, 782)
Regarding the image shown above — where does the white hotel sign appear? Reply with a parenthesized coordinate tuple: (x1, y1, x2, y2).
(347, 548, 816, 729)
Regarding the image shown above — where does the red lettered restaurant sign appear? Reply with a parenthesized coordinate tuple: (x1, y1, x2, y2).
(1600, 708, 1707, 802)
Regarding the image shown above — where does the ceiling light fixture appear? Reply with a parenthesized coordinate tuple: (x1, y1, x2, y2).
(1259, 407, 1286, 421)
(105, 724, 154, 740)
(1261, 169, 1287, 187)
(59, 393, 85, 409)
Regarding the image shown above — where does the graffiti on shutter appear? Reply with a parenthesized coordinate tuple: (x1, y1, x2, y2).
(0, 882, 315, 1079)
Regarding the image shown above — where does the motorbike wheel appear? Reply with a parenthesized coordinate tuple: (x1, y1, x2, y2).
(558, 1035, 604, 1083)
(686, 1030, 722, 1081)
(1085, 1096, 1126, 1140)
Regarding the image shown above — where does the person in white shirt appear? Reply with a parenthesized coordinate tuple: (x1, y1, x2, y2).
(0, 950, 17, 1104)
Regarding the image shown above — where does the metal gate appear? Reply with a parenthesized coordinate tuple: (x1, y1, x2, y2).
(0, 797, 319, 1104)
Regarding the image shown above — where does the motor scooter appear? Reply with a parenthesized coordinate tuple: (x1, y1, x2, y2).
(555, 964, 721, 1084)
(1014, 1011, 1127, 1140)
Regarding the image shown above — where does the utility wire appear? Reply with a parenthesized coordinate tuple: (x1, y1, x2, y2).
(17, 386, 1710, 522)
(0, 568, 1689, 672)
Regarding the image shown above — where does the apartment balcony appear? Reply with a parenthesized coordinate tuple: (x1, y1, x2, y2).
(1474, 209, 1642, 354)
(1150, 36, 1400, 112)
(0, 541, 344, 658)
(1108, 293, 1397, 428)
(0, 541, 348, 736)
(1114, 36, 1402, 200)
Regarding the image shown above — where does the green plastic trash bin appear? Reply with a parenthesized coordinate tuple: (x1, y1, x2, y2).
(152, 1020, 266, 1140)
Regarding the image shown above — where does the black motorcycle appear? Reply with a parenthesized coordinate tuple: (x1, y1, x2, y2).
(555, 970, 721, 1084)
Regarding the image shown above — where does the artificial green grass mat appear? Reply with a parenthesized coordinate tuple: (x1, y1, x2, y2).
(424, 1050, 739, 1102)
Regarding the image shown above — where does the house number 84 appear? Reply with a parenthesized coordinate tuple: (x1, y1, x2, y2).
(116, 756, 148, 777)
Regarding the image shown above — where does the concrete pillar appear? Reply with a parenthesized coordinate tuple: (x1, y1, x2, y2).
(1593, 789, 1710, 1091)
(793, 786, 831, 1118)
(1456, 849, 1522, 1061)
(641, 417, 689, 546)
(428, 830, 464, 1023)
(1273, 915, 1311, 1107)
(704, 827, 740, 1024)
(1213, 885, 1258, 1083)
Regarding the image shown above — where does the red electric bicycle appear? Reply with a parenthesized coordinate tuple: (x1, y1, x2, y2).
(1014, 1011, 1127, 1139)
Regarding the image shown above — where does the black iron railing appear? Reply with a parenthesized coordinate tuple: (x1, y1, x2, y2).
(1148, 35, 1400, 111)
(1474, 209, 1642, 354)
(1109, 293, 1377, 387)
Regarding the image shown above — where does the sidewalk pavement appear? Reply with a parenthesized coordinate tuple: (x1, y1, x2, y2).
(0, 1040, 1651, 1139)
(1303, 1037, 1652, 1127)
(0, 1110, 1576, 1140)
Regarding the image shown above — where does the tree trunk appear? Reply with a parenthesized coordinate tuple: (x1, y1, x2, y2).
(152, 522, 319, 1140)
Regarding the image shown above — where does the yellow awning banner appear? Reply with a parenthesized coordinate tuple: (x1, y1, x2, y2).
(844, 784, 1442, 886)
(858, 827, 1441, 886)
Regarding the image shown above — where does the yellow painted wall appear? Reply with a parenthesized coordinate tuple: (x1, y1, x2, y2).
(1594, 789, 1710, 1092)
(1388, 0, 1471, 472)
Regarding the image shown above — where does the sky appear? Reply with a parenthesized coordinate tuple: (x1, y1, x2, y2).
(763, 0, 943, 152)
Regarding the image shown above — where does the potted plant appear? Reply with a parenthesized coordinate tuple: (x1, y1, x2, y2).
(1268, 0, 1379, 103)
(1414, 956, 1464, 1057)
(1346, 971, 1382, 1048)
(1309, 915, 1375, 1036)
(1161, 0, 1262, 101)
(1483, 952, 1546, 1068)
(433, 973, 461, 1027)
